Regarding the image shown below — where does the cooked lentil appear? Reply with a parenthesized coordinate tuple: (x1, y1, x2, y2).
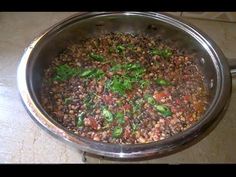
(40, 32, 209, 144)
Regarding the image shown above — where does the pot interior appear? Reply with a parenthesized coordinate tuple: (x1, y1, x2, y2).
(28, 13, 217, 115)
(22, 12, 228, 158)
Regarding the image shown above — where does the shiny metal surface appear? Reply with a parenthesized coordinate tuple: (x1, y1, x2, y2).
(228, 59, 236, 78)
(17, 12, 233, 158)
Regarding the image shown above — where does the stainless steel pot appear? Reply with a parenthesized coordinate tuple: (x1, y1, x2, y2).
(17, 12, 236, 159)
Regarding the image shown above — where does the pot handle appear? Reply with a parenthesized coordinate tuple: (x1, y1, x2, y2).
(228, 58, 236, 78)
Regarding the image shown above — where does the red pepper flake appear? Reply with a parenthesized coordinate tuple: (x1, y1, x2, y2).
(183, 95, 191, 102)
(153, 91, 170, 102)
(88, 117, 98, 130)
(127, 94, 133, 100)
(123, 103, 131, 110)
(102, 95, 114, 104)
(175, 99, 181, 105)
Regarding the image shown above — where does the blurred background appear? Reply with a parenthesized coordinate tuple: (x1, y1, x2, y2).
(168, 12, 236, 22)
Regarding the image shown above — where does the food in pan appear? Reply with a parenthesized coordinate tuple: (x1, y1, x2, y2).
(40, 32, 209, 144)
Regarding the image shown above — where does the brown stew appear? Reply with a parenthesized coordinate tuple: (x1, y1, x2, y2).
(40, 33, 209, 144)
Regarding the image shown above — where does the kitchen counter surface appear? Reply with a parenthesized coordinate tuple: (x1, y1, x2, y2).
(0, 12, 235, 163)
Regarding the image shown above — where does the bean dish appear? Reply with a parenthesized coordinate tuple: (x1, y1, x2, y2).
(40, 33, 209, 144)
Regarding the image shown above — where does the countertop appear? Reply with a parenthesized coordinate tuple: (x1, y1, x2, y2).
(0, 12, 236, 163)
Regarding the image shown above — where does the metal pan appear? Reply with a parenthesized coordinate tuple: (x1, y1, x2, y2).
(17, 12, 236, 159)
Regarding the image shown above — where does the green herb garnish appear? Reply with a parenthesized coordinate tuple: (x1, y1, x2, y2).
(140, 80, 150, 89)
(53, 64, 79, 81)
(116, 100, 123, 107)
(110, 63, 144, 73)
(83, 92, 96, 110)
(102, 107, 113, 122)
(131, 123, 138, 132)
(116, 45, 126, 54)
(110, 64, 122, 72)
(108, 63, 146, 95)
(89, 52, 105, 62)
(77, 112, 85, 127)
(53, 64, 105, 81)
(150, 48, 172, 58)
(154, 104, 172, 117)
(127, 44, 135, 50)
(145, 94, 172, 117)
(131, 99, 144, 113)
(109, 47, 115, 54)
(80, 68, 104, 80)
(115, 112, 125, 124)
(80, 70, 94, 77)
(124, 63, 146, 81)
(64, 97, 72, 105)
(124, 63, 143, 71)
(112, 126, 123, 138)
(102, 121, 110, 129)
(144, 94, 156, 105)
(106, 75, 133, 95)
(156, 78, 172, 86)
